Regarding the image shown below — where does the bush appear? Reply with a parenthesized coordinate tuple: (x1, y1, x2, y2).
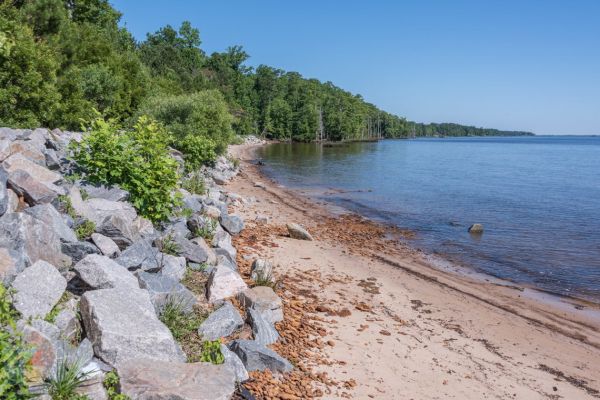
(0, 285, 32, 399)
(181, 172, 205, 195)
(137, 90, 234, 168)
(75, 219, 95, 240)
(103, 371, 130, 400)
(45, 357, 93, 400)
(199, 340, 224, 365)
(71, 115, 180, 222)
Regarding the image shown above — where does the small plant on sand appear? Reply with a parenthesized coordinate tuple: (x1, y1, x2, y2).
(45, 357, 93, 400)
(159, 297, 202, 342)
(181, 172, 205, 195)
(0, 285, 32, 399)
(75, 219, 96, 240)
(157, 233, 180, 256)
(253, 270, 278, 289)
(199, 340, 224, 365)
(103, 371, 130, 400)
(192, 218, 217, 240)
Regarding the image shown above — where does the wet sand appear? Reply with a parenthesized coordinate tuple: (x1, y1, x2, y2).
(227, 143, 600, 400)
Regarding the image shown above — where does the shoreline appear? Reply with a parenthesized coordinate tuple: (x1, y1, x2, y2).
(227, 142, 600, 399)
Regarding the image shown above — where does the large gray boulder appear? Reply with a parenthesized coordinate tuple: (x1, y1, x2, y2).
(96, 214, 140, 250)
(0, 166, 7, 216)
(0, 212, 71, 276)
(80, 183, 129, 202)
(18, 323, 57, 383)
(211, 230, 237, 260)
(190, 237, 217, 265)
(118, 358, 236, 400)
(2, 153, 62, 184)
(137, 271, 196, 314)
(206, 264, 247, 303)
(238, 286, 283, 324)
(74, 254, 139, 290)
(11, 260, 66, 319)
(228, 340, 292, 373)
(24, 203, 77, 243)
(219, 214, 244, 235)
(115, 239, 160, 271)
(198, 301, 244, 341)
(220, 344, 249, 382)
(61, 241, 100, 263)
(250, 259, 273, 281)
(7, 169, 65, 205)
(158, 254, 187, 281)
(287, 223, 313, 241)
(80, 287, 185, 369)
(0, 247, 25, 284)
(247, 307, 279, 346)
(173, 235, 210, 264)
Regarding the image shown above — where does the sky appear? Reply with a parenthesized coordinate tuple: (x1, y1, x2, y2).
(112, 0, 600, 135)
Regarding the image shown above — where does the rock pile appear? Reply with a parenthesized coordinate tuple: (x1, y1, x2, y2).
(0, 127, 291, 399)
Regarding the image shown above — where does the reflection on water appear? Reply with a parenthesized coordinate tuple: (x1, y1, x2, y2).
(258, 137, 600, 302)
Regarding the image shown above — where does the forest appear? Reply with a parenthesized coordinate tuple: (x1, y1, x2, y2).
(0, 0, 532, 155)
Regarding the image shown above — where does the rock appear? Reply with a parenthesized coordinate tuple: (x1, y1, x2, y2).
(115, 239, 160, 271)
(215, 252, 237, 271)
(2, 153, 62, 184)
(24, 203, 78, 243)
(96, 213, 140, 249)
(179, 190, 204, 213)
(11, 260, 66, 319)
(0, 247, 24, 284)
(158, 253, 187, 281)
(208, 188, 222, 202)
(0, 167, 7, 216)
(173, 235, 210, 264)
(65, 338, 95, 366)
(19, 323, 57, 383)
(250, 259, 273, 281)
(44, 148, 61, 170)
(219, 214, 244, 235)
(5, 188, 19, 213)
(187, 214, 212, 234)
(80, 183, 129, 202)
(468, 223, 484, 234)
(137, 271, 196, 314)
(238, 287, 283, 324)
(7, 169, 65, 205)
(91, 233, 120, 258)
(253, 181, 266, 189)
(211, 230, 237, 260)
(198, 301, 244, 340)
(54, 307, 80, 341)
(212, 171, 228, 185)
(80, 287, 185, 369)
(206, 264, 248, 303)
(247, 308, 279, 346)
(190, 237, 217, 265)
(287, 223, 313, 241)
(74, 254, 139, 290)
(118, 358, 236, 400)
(61, 241, 100, 263)
(80, 198, 137, 226)
(228, 340, 292, 373)
(75, 373, 108, 400)
(133, 216, 156, 239)
(203, 205, 221, 219)
(255, 214, 269, 225)
(164, 217, 191, 239)
(221, 344, 249, 382)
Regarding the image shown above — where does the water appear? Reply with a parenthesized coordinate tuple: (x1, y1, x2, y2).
(257, 136, 600, 302)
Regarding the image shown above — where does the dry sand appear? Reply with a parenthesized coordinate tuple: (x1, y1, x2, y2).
(227, 143, 600, 400)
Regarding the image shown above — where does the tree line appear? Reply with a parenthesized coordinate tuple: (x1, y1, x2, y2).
(0, 0, 532, 149)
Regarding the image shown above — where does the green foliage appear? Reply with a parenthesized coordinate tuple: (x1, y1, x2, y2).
(253, 270, 277, 289)
(192, 218, 217, 240)
(58, 195, 76, 219)
(75, 219, 95, 240)
(0, 285, 32, 399)
(179, 135, 217, 170)
(103, 371, 130, 400)
(71, 116, 180, 222)
(199, 340, 224, 365)
(45, 357, 93, 400)
(181, 172, 206, 195)
(158, 298, 202, 342)
(157, 233, 180, 256)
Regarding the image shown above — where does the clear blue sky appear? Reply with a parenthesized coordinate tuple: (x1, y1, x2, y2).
(112, 0, 600, 135)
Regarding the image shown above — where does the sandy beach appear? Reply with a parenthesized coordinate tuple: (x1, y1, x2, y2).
(225, 143, 600, 400)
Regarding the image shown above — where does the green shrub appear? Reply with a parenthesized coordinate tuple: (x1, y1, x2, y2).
(181, 172, 205, 195)
(0, 285, 32, 399)
(71, 115, 180, 222)
(75, 219, 95, 240)
(45, 357, 93, 400)
(103, 371, 130, 400)
(57, 195, 76, 219)
(136, 90, 234, 168)
(157, 233, 180, 256)
(158, 298, 200, 342)
(192, 218, 217, 240)
(199, 340, 224, 365)
(253, 269, 277, 289)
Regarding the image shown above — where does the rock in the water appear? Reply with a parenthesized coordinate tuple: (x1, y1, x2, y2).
(11, 260, 66, 319)
(61, 241, 100, 263)
(228, 340, 292, 373)
(250, 259, 273, 281)
(91, 233, 120, 258)
(80, 287, 185, 369)
(468, 223, 484, 234)
(137, 271, 196, 314)
(118, 358, 236, 400)
(198, 301, 244, 340)
(286, 223, 313, 241)
(247, 307, 279, 346)
(206, 264, 248, 303)
(24, 203, 77, 243)
(74, 254, 139, 290)
(219, 214, 244, 235)
(238, 286, 283, 324)
(115, 239, 159, 271)
(221, 344, 249, 382)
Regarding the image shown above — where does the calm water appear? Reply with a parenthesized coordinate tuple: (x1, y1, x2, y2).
(258, 136, 600, 301)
